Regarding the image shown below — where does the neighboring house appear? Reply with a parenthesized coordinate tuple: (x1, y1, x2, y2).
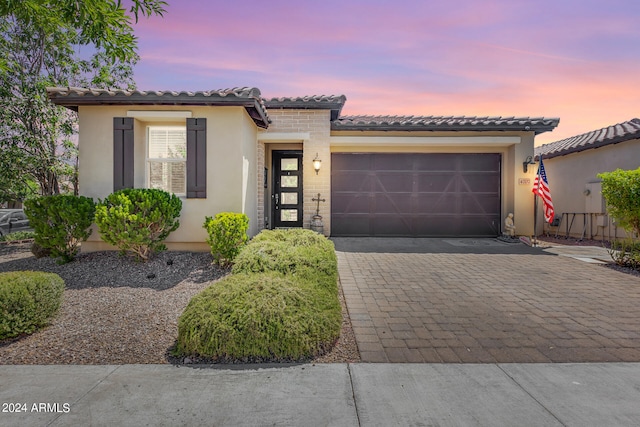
(47, 86, 559, 252)
(535, 118, 640, 240)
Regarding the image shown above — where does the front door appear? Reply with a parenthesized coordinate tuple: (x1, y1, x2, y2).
(272, 150, 303, 228)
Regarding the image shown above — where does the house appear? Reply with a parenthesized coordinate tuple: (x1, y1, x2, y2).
(534, 118, 640, 240)
(47, 86, 559, 252)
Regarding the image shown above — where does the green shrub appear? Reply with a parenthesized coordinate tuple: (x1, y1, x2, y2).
(203, 212, 249, 266)
(174, 272, 341, 361)
(0, 231, 35, 242)
(598, 168, 640, 237)
(609, 239, 640, 269)
(24, 195, 96, 263)
(250, 228, 329, 247)
(95, 189, 182, 261)
(232, 229, 337, 291)
(0, 271, 64, 340)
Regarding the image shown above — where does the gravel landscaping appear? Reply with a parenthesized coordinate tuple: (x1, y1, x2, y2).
(0, 242, 360, 365)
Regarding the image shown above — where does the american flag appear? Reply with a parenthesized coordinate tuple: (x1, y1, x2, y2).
(532, 156, 555, 223)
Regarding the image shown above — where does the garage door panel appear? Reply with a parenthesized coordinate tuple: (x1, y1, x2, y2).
(458, 217, 499, 235)
(332, 215, 371, 235)
(372, 215, 412, 235)
(332, 172, 370, 192)
(461, 174, 500, 192)
(333, 193, 370, 213)
(416, 194, 459, 212)
(413, 217, 458, 235)
(332, 153, 370, 170)
(461, 195, 500, 214)
(373, 155, 414, 170)
(374, 173, 414, 192)
(415, 154, 457, 170)
(460, 155, 500, 171)
(417, 174, 455, 192)
(331, 153, 501, 237)
(374, 194, 413, 213)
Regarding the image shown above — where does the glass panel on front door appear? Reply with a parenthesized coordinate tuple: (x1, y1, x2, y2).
(281, 158, 298, 171)
(281, 192, 298, 204)
(281, 175, 298, 187)
(280, 209, 298, 222)
(273, 150, 303, 228)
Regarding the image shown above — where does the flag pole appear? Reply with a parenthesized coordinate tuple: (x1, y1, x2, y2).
(533, 185, 538, 246)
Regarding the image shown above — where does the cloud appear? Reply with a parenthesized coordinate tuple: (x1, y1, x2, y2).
(130, 0, 640, 145)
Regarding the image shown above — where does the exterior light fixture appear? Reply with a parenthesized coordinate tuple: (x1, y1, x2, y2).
(313, 153, 322, 175)
(523, 155, 536, 173)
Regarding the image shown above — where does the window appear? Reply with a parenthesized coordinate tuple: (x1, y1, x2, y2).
(114, 117, 206, 197)
(147, 126, 187, 195)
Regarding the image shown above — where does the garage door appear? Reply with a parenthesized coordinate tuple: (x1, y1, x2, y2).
(331, 153, 501, 237)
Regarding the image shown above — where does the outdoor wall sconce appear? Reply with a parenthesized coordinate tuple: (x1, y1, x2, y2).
(313, 153, 322, 175)
(523, 155, 536, 173)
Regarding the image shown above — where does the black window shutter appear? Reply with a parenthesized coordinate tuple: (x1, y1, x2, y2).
(113, 117, 134, 191)
(187, 118, 207, 198)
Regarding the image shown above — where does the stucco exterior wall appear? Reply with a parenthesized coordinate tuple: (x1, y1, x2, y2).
(240, 111, 259, 237)
(541, 138, 640, 240)
(76, 105, 258, 252)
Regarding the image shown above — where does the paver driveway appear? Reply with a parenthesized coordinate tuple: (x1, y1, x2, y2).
(334, 238, 640, 363)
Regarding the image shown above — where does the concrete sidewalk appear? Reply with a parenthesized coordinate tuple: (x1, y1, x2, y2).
(2, 363, 640, 426)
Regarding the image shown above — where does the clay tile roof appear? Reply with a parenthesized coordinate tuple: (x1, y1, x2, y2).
(264, 95, 346, 120)
(332, 115, 559, 134)
(46, 87, 270, 128)
(535, 118, 640, 159)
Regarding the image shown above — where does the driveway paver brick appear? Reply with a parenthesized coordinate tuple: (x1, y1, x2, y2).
(337, 243, 640, 363)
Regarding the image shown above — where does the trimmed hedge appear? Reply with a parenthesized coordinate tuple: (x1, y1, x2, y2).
(175, 272, 341, 361)
(175, 228, 341, 361)
(232, 229, 338, 291)
(0, 271, 64, 340)
(249, 228, 330, 247)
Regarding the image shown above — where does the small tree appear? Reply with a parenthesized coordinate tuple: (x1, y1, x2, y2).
(0, 1, 166, 203)
(598, 167, 640, 237)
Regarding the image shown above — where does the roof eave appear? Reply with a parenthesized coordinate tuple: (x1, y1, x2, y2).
(331, 124, 558, 134)
(47, 90, 271, 128)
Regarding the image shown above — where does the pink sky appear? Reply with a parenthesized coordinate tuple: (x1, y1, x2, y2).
(131, 0, 640, 145)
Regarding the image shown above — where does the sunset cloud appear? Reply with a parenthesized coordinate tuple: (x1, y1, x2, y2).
(131, 0, 640, 145)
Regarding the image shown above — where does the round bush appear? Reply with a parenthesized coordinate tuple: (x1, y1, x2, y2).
(95, 188, 182, 261)
(175, 272, 341, 361)
(0, 271, 65, 340)
(24, 194, 96, 263)
(203, 212, 249, 266)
